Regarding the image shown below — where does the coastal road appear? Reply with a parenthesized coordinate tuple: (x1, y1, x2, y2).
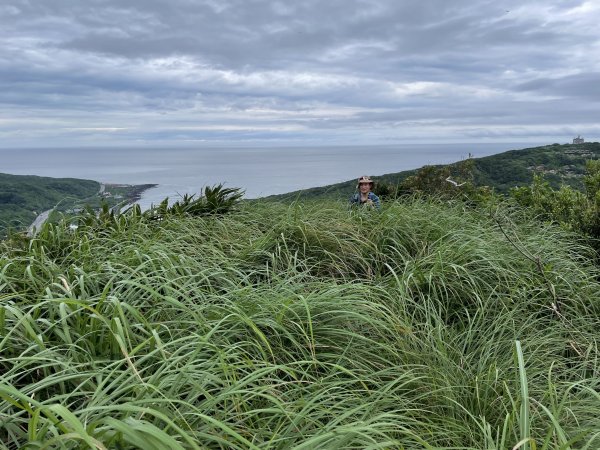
(26, 182, 105, 236)
(27, 208, 54, 236)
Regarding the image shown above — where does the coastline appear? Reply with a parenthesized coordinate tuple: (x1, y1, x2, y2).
(100, 183, 159, 206)
(118, 183, 158, 204)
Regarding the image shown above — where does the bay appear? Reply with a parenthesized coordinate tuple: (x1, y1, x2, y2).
(0, 143, 540, 209)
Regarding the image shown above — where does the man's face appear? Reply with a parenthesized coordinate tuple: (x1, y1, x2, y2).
(359, 182, 371, 194)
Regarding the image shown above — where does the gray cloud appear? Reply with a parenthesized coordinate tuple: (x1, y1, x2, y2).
(516, 72, 600, 100)
(1, 0, 599, 147)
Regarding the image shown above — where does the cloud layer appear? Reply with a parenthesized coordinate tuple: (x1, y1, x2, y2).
(1, 0, 599, 147)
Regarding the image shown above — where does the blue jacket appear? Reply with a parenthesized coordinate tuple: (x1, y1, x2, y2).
(349, 192, 381, 209)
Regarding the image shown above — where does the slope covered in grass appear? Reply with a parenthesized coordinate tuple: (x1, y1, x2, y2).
(1, 198, 599, 449)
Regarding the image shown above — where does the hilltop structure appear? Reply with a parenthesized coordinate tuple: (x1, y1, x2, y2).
(573, 135, 585, 144)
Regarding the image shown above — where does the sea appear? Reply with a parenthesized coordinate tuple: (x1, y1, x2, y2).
(0, 143, 541, 209)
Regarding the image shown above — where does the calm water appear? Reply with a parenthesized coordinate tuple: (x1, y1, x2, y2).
(0, 143, 538, 209)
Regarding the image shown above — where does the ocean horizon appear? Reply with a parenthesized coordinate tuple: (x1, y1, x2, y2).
(1, 143, 544, 209)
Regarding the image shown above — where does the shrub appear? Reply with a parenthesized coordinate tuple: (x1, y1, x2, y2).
(145, 184, 244, 220)
(512, 160, 600, 245)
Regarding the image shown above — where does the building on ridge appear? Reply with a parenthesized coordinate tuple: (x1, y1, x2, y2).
(573, 135, 584, 144)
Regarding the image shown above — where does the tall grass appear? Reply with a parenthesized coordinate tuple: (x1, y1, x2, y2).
(1, 197, 599, 449)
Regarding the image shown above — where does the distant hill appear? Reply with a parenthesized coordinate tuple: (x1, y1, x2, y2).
(0, 173, 100, 235)
(267, 142, 600, 201)
(0, 173, 155, 236)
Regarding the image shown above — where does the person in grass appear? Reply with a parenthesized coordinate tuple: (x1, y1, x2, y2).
(350, 175, 381, 209)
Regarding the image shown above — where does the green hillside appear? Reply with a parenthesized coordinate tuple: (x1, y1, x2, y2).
(1, 196, 599, 448)
(0, 173, 156, 237)
(473, 142, 599, 193)
(0, 173, 100, 234)
(268, 142, 600, 200)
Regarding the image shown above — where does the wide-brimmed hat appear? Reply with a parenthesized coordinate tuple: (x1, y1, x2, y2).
(357, 175, 374, 186)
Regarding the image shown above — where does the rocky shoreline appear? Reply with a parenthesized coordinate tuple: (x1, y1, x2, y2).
(100, 183, 158, 204)
(121, 183, 158, 204)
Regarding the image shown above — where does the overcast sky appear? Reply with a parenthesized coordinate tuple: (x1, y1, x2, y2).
(1, 0, 599, 148)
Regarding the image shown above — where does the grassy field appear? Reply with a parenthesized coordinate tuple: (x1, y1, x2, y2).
(1, 197, 599, 449)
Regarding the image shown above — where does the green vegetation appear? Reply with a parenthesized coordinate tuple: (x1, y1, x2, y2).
(1, 192, 599, 448)
(512, 160, 600, 247)
(472, 143, 599, 193)
(146, 185, 245, 220)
